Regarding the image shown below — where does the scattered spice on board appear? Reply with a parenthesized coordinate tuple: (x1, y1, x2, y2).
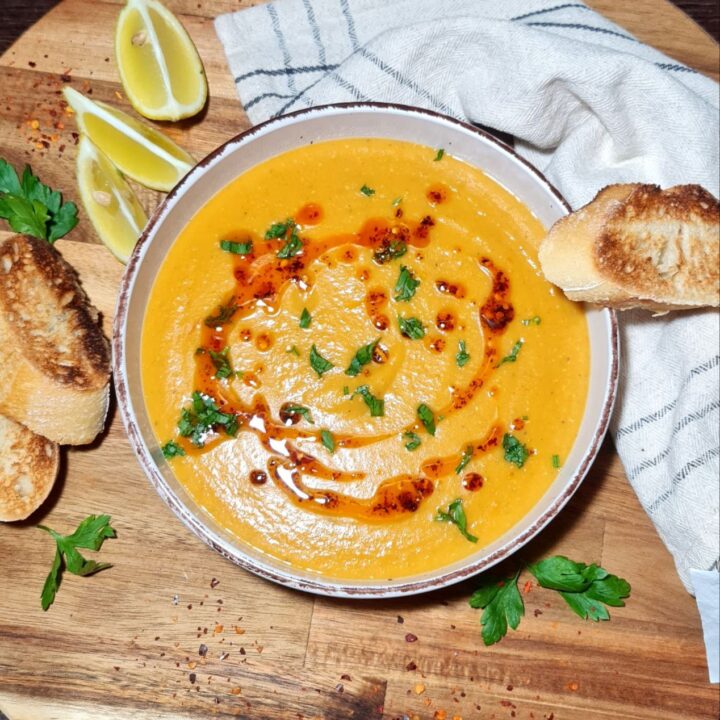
(405, 633, 418, 642)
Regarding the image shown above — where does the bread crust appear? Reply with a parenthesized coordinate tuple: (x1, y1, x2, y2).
(0, 413, 59, 522)
(539, 183, 720, 311)
(0, 235, 111, 444)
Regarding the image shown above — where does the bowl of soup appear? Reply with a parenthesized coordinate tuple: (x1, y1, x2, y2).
(114, 103, 618, 597)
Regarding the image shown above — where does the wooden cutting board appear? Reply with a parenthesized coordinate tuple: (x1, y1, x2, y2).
(0, 2, 718, 719)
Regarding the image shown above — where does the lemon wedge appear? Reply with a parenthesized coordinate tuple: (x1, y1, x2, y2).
(63, 86, 194, 192)
(76, 135, 148, 263)
(115, 0, 207, 121)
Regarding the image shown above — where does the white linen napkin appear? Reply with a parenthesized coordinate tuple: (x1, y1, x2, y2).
(215, 0, 720, 680)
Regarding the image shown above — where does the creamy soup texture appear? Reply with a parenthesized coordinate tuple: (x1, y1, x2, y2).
(141, 138, 589, 580)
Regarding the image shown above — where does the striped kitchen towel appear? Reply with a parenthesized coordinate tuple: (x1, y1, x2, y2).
(215, 0, 720, 677)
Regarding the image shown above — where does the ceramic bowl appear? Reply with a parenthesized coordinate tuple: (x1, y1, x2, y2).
(113, 103, 619, 598)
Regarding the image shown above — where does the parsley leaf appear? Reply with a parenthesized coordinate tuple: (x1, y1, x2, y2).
(287, 345, 300, 356)
(359, 184, 375, 196)
(204, 302, 238, 328)
(403, 431, 421, 451)
(552, 454, 561, 468)
(353, 385, 385, 417)
(265, 217, 294, 239)
(468, 570, 524, 646)
(346, 338, 379, 377)
(456, 340, 470, 367)
(391, 196, 403, 207)
(455, 445, 473, 474)
(497, 339, 524, 367)
(162, 440, 185, 458)
(283, 404, 314, 424)
(38, 515, 116, 610)
(521, 316, 542, 326)
(373, 239, 407, 264)
(417, 403, 436, 436)
(398, 316, 425, 339)
(321, 429, 335, 453)
(299, 307, 312, 329)
(502, 433, 528, 468)
(435, 498, 478, 543)
(309, 344, 334, 377)
(177, 391, 238, 447)
(220, 239, 253, 255)
(434, 148, 445, 161)
(277, 231, 303, 259)
(208, 347, 233, 379)
(394, 265, 420, 302)
(528, 556, 631, 622)
(0, 159, 78, 242)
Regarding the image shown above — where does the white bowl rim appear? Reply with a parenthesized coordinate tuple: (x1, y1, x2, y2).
(112, 102, 619, 598)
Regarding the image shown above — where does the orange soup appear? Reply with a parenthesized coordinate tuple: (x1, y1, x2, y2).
(141, 138, 589, 580)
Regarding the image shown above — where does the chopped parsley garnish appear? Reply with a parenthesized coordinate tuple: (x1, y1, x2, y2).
(346, 338, 379, 377)
(353, 385, 385, 417)
(373, 239, 407, 264)
(321, 429, 335, 453)
(177, 391, 238, 447)
(359, 184, 375, 196)
(521, 316, 542, 326)
(435, 498, 477, 543)
(456, 340, 470, 367)
(265, 217, 295, 239)
(391, 196, 403, 207)
(208, 347, 233, 379)
(394, 265, 420, 302)
(38, 514, 116, 611)
(220, 239, 253, 255)
(287, 345, 300, 356)
(204, 302, 238, 328)
(342, 385, 350, 395)
(398, 316, 425, 339)
(455, 445, 473, 474)
(417, 403, 436, 436)
(277, 231, 303, 259)
(470, 557, 632, 646)
(162, 441, 185, 459)
(0, 159, 78, 243)
(299, 307, 312, 328)
(434, 148, 445, 161)
(309, 344, 334, 377)
(403, 431, 421, 451)
(552, 454, 561, 468)
(497, 339, 524, 367)
(502, 433, 528, 468)
(284, 404, 314, 424)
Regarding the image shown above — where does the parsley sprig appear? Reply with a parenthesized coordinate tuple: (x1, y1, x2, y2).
(503, 433, 528, 468)
(220, 239, 253, 255)
(398, 316, 425, 339)
(309, 344, 334, 377)
(0, 159, 78, 242)
(352, 385, 384, 417)
(469, 556, 631, 645)
(456, 340, 470, 367)
(38, 515, 116, 610)
(497, 339, 524, 367)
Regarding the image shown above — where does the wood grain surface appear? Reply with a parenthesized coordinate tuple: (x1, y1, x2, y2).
(0, 2, 718, 719)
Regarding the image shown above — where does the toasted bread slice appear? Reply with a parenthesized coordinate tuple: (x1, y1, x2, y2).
(0, 413, 59, 521)
(0, 235, 111, 444)
(539, 184, 720, 311)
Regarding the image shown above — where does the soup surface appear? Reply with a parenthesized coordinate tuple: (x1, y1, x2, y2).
(141, 138, 589, 580)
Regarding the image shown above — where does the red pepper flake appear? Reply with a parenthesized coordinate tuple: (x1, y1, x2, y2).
(335, 683, 344, 693)
(210, 578, 220, 588)
(60, 74, 72, 83)
(341, 674, 352, 681)
(198, 644, 208, 657)
(397, 615, 404, 624)
(507, 684, 514, 691)
(28, 61, 36, 68)
(405, 633, 418, 643)
(566, 681, 579, 692)
(523, 581, 532, 595)
(534, 609, 543, 617)
(406, 661, 417, 671)
(189, 673, 197, 684)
